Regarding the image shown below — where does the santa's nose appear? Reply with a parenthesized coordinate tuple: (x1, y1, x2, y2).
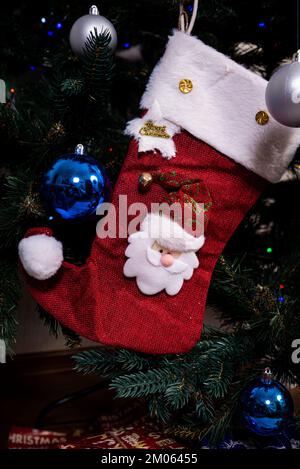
(160, 253, 174, 267)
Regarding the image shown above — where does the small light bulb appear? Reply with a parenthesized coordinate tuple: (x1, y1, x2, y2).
(41, 17, 47, 24)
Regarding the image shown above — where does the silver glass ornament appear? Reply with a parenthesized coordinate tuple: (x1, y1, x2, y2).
(69, 5, 117, 57)
(266, 51, 300, 127)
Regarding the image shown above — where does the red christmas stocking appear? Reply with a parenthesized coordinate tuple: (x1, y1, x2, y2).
(19, 31, 300, 354)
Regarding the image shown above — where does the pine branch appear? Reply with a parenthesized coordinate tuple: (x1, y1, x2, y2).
(110, 368, 176, 398)
(0, 259, 20, 348)
(37, 306, 60, 339)
(38, 306, 81, 348)
(166, 401, 235, 446)
(148, 395, 172, 423)
(60, 78, 84, 97)
(194, 394, 215, 423)
(61, 326, 81, 348)
(210, 256, 261, 320)
(82, 29, 114, 108)
(203, 361, 233, 399)
(73, 348, 151, 376)
(0, 174, 45, 249)
(164, 379, 195, 410)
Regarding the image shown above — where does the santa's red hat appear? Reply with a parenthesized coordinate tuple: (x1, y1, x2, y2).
(137, 171, 211, 252)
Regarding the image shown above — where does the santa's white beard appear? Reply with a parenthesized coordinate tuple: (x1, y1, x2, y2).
(123, 235, 199, 296)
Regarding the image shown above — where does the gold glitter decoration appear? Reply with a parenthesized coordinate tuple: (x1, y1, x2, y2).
(19, 193, 45, 219)
(139, 120, 171, 139)
(45, 122, 65, 142)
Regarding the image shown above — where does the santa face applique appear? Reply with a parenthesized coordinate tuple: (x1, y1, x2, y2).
(124, 173, 210, 296)
(123, 213, 203, 296)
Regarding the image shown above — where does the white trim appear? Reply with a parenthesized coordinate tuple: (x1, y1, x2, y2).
(133, 30, 300, 183)
(141, 213, 205, 252)
(125, 100, 180, 159)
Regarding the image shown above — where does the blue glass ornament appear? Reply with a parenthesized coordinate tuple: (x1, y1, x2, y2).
(41, 144, 111, 222)
(240, 368, 294, 436)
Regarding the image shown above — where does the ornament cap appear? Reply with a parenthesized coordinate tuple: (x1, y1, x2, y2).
(75, 144, 85, 155)
(263, 367, 273, 384)
(89, 5, 99, 15)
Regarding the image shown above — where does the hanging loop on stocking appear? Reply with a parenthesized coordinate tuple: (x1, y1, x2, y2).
(178, 0, 199, 34)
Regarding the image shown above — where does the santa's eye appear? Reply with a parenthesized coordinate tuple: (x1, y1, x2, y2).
(159, 249, 163, 253)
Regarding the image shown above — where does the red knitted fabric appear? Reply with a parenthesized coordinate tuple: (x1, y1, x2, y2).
(23, 130, 266, 354)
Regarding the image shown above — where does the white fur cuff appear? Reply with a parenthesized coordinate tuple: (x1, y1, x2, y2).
(131, 30, 300, 182)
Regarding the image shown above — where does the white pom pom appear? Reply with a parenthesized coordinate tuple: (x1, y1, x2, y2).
(18, 234, 63, 280)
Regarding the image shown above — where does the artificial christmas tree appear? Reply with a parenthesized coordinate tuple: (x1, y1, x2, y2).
(1, 0, 300, 446)
(19, 29, 300, 354)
